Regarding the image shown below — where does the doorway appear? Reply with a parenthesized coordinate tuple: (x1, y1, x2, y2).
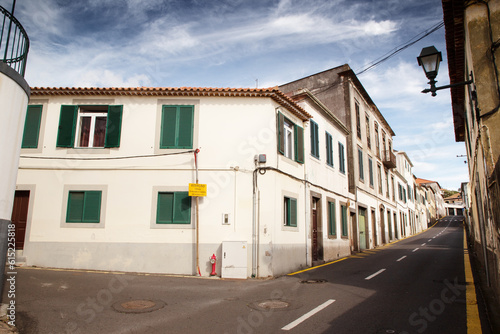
(371, 209, 377, 248)
(11, 190, 30, 250)
(380, 208, 386, 244)
(358, 207, 367, 250)
(311, 197, 323, 263)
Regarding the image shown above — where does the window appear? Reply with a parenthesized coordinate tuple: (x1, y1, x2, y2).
(355, 102, 361, 139)
(358, 148, 364, 181)
(57, 105, 123, 148)
(66, 191, 102, 223)
(392, 177, 396, 201)
(341, 204, 348, 237)
(374, 122, 380, 158)
(366, 115, 371, 149)
(378, 164, 383, 194)
(284, 197, 297, 227)
(338, 142, 345, 174)
(386, 170, 390, 198)
(310, 120, 320, 158)
(277, 111, 304, 163)
(156, 192, 191, 224)
(160, 105, 194, 149)
(368, 157, 374, 187)
(398, 183, 403, 201)
(22, 105, 43, 148)
(403, 188, 407, 203)
(325, 132, 333, 166)
(328, 201, 336, 236)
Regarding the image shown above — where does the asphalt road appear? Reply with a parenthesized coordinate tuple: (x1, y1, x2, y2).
(6, 216, 484, 334)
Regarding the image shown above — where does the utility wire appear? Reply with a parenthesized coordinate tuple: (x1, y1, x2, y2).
(355, 21, 444, 76)
(20, 149, 196, 161)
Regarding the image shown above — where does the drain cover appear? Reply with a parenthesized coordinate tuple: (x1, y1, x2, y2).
(112, 299, 165, 314)
(300, 279, 327, 284)
(257, 300, 290, 309)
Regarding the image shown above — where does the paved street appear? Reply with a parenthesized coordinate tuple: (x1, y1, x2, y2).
(3, 216, 493, 334)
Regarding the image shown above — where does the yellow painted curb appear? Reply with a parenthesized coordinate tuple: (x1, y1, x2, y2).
(464, 227, 482, 333)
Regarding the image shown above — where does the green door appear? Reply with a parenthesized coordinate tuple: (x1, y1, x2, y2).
(358, 208, 367, 250)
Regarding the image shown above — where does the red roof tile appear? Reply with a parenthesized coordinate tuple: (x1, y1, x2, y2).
(30, 86, 312, 120)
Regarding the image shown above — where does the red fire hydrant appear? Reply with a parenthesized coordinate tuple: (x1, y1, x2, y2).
(210, 254, 217, 276)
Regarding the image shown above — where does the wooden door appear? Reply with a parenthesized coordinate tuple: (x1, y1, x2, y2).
(11, 191, 29, 250)
(312, 199, 318, 261)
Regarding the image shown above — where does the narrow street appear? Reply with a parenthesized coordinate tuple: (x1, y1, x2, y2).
(9, 216, 488, 334)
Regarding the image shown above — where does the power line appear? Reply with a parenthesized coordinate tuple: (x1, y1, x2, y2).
(355, 21, 444, 76)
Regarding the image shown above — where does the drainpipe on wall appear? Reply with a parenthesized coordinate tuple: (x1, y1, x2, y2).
(252, 167, 258, 278)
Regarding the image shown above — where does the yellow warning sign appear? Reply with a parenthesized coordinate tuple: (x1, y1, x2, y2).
(189, 183, 207, 197)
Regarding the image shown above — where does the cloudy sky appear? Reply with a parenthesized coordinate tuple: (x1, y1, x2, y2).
(2, 0, 468, 190)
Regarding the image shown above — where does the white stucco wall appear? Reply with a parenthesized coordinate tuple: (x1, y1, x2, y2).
(18, 93, 315, 277)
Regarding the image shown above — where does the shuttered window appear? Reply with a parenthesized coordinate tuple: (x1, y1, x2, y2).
(326, 132, 333, 166)
(358, 148, 364, 181)
(160, 105, 194, 149)
(277, 111, 304, 164)
(310, 120, 319, 158)
(328, 201, 336, 236)
(66, 191, 102, 223)
(284, 197, 297, 227)
(22, 105, 43, 148)
(369, 157, 374, 187)
(56, 105, 123, 148)
(157, 192, 192, 224)
(338, 142, 346, 174)
(341, 205, 348, 237)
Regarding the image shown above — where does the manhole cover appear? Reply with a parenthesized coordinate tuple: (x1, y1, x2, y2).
(112, 299, 165, 314)
(257, 300, 290, 309)
(300, 279, 327, 284)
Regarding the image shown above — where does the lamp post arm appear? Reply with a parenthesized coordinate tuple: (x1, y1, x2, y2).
(422, 79, 474, 96)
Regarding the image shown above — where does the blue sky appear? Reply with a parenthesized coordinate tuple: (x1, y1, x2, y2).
(3, 0, 468, 190)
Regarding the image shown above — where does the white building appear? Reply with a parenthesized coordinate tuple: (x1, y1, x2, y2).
(280, 65, 399, 252)
(15, 86, 351, 278)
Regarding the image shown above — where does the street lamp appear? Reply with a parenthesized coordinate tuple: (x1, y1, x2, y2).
(417, 45, 473, 96)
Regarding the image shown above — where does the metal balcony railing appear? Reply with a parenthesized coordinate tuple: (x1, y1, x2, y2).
(383, 150, 397, 169)
(0, 4, 29, 77)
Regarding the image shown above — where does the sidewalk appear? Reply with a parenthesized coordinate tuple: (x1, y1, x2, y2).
(0, 305, 17, 333)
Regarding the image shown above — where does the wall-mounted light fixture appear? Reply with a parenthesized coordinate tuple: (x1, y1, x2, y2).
(417, 45, 473, 96)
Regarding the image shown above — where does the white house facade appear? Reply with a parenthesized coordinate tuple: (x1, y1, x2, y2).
(14, 86, 353, 278)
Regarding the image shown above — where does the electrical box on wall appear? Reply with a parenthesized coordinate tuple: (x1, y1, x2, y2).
(222, 213, 231, 225)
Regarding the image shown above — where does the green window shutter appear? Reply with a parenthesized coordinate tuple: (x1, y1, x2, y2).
(277, 111, 285, 155)
(329, 201, 336, 235)
(369, 159, 372, 185)
(177, 106, 194, 148)
(326, 132, 333, 166)
(22, 105, 43, 148)
(339, 143, 345, 173)
(173, 192, 191, 224)
(341, 205, 348, 236)
(161, 106, 179, 148)
(310, 121, 319, 158)
(67, 192, 85, 222)
(358, 149, 364, 180)
(83, 191, 102, 223)
(105, 105, 123, 148)
(160, 106, 194, 149)
(157, 193, 174, 224)
(290, 198, 297, 227)
(56, 105, 78, 148)
(294, 124, 304, 163)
